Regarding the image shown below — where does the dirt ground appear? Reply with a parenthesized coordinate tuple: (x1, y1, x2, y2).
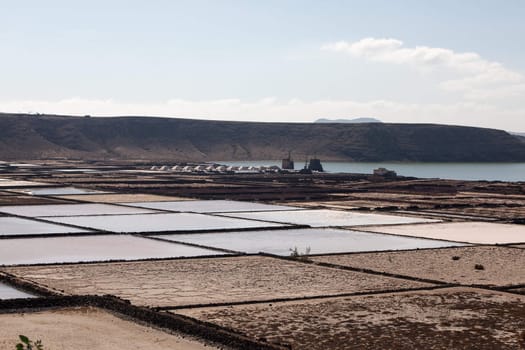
(175, 287, 525, 350)
(426, 207, 525, 221)
(286, 191, 525, 217)
(54, 193, 195, 203)
(3, 256, 433, 307)
(0, 181, 48, 188)
(312, 246, 525, 286)
(0, 307, 216, 350)
(0, 195, 69, 206)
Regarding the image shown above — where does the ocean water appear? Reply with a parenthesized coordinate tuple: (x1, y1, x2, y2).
(217, 160, 525, 182)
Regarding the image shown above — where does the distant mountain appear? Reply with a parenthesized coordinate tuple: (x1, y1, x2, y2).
(1, 113, 524, 162)
(315, 117, 382, 124)
(510, 132, 525, 143)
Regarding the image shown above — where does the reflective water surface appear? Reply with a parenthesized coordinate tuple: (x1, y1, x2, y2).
(0, 282, 35, 299)
(363, 222, 525, 244)
(46, 212, 287, 233)
(0, 217, 91, 236)
(17, 187, 108, 196)
(122, 200, 301, 213)
(0, 203, 158, 217)
(152, 228, 465, 255)
(0, 235, 225, 265)
(221, 209, 438, 227)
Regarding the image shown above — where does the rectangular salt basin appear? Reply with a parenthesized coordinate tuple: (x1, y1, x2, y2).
(0, 235, 224, 265)
(0, 203, 158, 217)
(361, 222, 525, 244)
(54, 193, 194, 203)
(221, 209, 439, 227)
(45, 212, 287, 233)
(0, 217, 91, 236)
(15, 187, 108, 196)
(122, 200, 301, 213)
(152, 228, 465, 255)
(0, 282, 35, 299)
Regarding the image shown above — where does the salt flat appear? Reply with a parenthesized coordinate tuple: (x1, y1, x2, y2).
(122, 199, 301, 213)
(45, 212, 288, 233)
(55, 193, 194, 203)
(220, 209, 438, 227)
(0, 217, 90, 236)
(0, 203, 157, 217)
(14, 187, 108, 196)
(0, 235, 223, 265)
(361, 222, 525, 244)
(154, 228, 465, 255)
(0, 282, 35, 299)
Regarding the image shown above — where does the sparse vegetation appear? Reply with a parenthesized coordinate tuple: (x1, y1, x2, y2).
(452, 256, 461, 261)
(16, 335, 44, 350)
(474, 264, 485, 270)
(289, 246, 311, 261)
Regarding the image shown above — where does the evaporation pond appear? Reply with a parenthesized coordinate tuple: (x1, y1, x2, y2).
(222, 209, 439, 227)
(0, 282, 35, 299)
(0, 203, 158, 217)
(0, 217, 91, 236)
(152, 228, 465, 255)
(45, 212, 287, 233)
(122, 200, 301, 213)
(0, 235, 224, 265)
(363, 222, 525, 244)
(16, 187, 108, 196)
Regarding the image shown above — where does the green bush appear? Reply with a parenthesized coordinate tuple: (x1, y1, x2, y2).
(16, 335, 44, 350)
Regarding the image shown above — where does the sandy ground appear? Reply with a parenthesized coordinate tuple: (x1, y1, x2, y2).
(0, 307, 216, 350)
(4, 256, 433, 307)
(312, 246, 525, 286)
(175, 287, 525, 350)
(361, 222, 525, 244)
(0, 180, 48, 188)
(0, 195, 68, 206)
(509, 287, 525, 295)
(428, 207, 525, 220)
(285, 200, 417, 210)
(54, 193, 195, 203)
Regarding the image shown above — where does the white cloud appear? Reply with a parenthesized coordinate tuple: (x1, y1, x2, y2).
(322, 38, 525, 100)
(1, 97, 524, 131)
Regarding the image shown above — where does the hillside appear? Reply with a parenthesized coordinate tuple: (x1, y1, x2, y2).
(1, 113, 524, 162)
(315, 117, 382, 123)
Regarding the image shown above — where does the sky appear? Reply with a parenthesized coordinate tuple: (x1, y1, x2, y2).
(1, 0, 524, 131)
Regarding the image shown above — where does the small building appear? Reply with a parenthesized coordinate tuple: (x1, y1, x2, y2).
(307, 158, 324, 172)
(373, 167, 397, 178)
(282, 152, 294, 170)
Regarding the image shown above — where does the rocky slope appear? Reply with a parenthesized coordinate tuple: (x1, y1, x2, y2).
(1, 113, 524, 162)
